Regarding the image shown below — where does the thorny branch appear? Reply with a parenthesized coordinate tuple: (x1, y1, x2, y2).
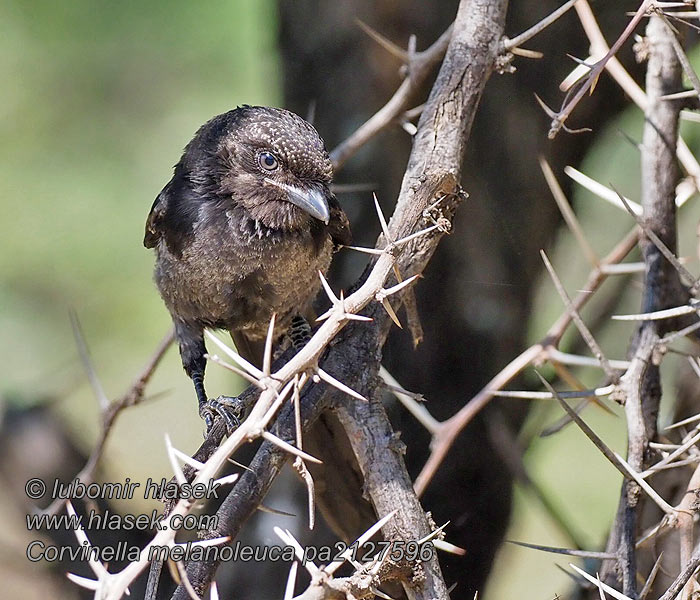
(62, 0, 521, 598)
(414, 227, 640, 496)
(538, 0, 654, 138)
(574, 0, 700, 184)
(173, 1, 511, 597)
(600, 7, 689, 598)
(41, 329, 174, 517)
(328, 26, 452, 171)
(60, 1, 700, 600)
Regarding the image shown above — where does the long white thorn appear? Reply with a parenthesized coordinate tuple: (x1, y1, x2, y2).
(371, 587, 395, 600)
(205, 331, 264, 379)
(381, 274, 421, 297)
(261, 431, 323, 464)
(315, 307, 333, 322)
(665, 412, 700, 430)
(324, 510, 398, 575)
(341, 244, 385, 255)
(374, 192, 393, 241)
(612, 304, 697, 321)
(316, 367, 368, 402)
(393, 224, 440, 247)
(569, 563, 634, 600)
(170, 446, 206, 471)
(345, 313, 373, 322)
(565, 166, 642, 215)
(318, 270, 339, 304)
(165, 433, 187, 486)
(205, 353, 263, 387)
(283, 560, 298, 600)
(174, 536, 230, 549)
(263, 313, 276, 377)
(417, 521, 450, 545)
(613, 452, 679, 514)
(66, 501, 109, 579)
(491, 384, 615, 400)
(274, 527, 321, 577)
(213, 473, 239, 487)
(259, 377, 297, 429)
(433, 539, 467, 555)
(66, 573, 100, 590)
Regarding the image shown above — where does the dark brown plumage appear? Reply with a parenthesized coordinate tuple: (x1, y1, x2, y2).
(145, 106, 350, 430)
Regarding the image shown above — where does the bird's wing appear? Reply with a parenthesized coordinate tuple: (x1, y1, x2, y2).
(143, 182, 171, 249)
(327, 195, 352, 247)
(144, 177, 199, 256)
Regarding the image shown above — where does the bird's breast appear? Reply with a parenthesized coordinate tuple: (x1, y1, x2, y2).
(154, 217, 333, 338)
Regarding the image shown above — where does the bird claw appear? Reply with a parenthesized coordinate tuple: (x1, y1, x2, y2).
(289, 315, 312, 352)
(199, 395, 244, 436)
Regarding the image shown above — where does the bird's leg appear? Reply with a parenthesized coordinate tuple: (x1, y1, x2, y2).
(289, 315, 312, 353)
(194, 369, 245, 435)
(192, 370, 208, 406)
(176, 321, 242, 435)
(190, 370, 224, 432)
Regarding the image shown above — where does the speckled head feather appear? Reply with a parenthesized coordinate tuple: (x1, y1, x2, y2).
(145, 105, 349, 254)
(226, 106, 333, 181)
(209, 107, 333, 230)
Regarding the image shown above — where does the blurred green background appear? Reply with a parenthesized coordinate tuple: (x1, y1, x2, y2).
(489, 98, 700, 597)
(1, 6, 281, 595)
(2, 2, 700, 599)
(1, 0, 280, 479)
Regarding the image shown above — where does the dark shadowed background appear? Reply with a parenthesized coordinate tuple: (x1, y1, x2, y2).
(3, 1, 700, 599)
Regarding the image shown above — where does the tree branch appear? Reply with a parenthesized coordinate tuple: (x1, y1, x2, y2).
(171, 1, 510, 598)
(602, 10, 687, 597)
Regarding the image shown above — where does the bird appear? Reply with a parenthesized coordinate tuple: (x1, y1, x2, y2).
(144, 105, 351, 431)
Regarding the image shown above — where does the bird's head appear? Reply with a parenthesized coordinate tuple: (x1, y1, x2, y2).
(205, 106, 334, 231)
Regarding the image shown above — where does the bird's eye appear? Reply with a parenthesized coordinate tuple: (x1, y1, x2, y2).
(258, 151, 279, 171)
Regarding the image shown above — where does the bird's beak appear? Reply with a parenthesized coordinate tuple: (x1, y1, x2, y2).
(265, 179, 330, 224)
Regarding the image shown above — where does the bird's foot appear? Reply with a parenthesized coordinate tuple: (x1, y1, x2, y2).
(199, 395, 244, 436)
(289, 315, 312, 353)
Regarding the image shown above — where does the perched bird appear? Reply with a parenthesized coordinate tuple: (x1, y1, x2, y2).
(144, 106, 350, 431)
